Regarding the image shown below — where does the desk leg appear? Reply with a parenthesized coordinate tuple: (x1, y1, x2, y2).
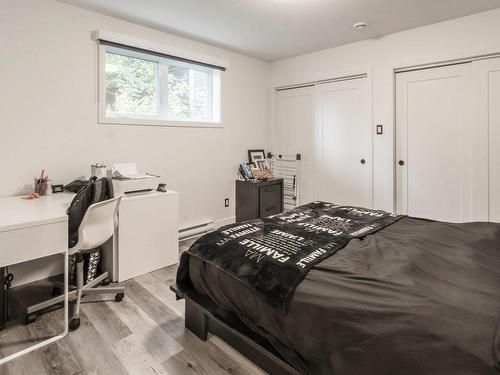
(0, 248, 69, 365)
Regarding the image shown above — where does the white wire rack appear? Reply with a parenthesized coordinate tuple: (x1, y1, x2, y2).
(268, 152, 302, 210)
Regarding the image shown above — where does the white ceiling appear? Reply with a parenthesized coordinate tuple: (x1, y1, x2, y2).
(60, 0, 500, 61)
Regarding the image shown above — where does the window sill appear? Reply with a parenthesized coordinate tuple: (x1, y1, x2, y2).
(99, 116, 223, 129)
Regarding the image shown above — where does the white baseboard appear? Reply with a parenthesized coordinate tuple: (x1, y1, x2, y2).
(10, 255, 63, 287)
(214, 216, 235, 228)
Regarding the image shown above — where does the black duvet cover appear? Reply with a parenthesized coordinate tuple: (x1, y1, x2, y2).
(178, 214, 500, 374)
(180, 202, 403, 313)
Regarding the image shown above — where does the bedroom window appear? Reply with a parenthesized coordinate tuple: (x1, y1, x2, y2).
(99, 42, 222, 127)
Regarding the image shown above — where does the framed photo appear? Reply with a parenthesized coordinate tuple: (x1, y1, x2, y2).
(255, 159, 269, 170)
(248, 149, 266, 164)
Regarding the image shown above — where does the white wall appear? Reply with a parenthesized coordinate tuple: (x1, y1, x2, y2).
(0, 0, 270, 227)
(0, 0, 270, 284)
(270, 8, 500, 212)
(4, 1, 500, 285)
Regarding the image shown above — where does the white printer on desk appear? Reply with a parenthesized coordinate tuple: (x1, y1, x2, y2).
(111, 162, 160, 195)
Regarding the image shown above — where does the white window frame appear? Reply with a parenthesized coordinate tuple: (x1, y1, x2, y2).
(98, 44, 223, 128)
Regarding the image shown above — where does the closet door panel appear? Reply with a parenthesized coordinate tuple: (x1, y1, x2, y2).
(474, 57, 500, 222)
(316, 78, 372, 207)
(396, 64, 474, 222)
(276, 87, 315, 204)
(489, 69, 500, 222)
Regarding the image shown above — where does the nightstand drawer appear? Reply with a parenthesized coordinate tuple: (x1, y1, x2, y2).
(259, 184, 282, 206)
(260, 203, 282, 217)
(236, 178, 284, 222)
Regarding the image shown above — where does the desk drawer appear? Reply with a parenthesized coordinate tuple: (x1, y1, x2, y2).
(259, 184, 282, 207)
(0, 222, 67, 267)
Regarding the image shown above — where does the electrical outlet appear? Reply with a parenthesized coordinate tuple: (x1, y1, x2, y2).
(225, 198, 230, 207)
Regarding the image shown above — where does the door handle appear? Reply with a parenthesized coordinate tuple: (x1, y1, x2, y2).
(360, 159, 366, 164)
(398, 160, 405, 166)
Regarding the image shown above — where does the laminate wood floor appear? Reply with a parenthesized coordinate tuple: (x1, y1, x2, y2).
(0, 240, 265, 375)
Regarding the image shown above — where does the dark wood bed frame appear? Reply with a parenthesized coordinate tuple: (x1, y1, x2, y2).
(171, 283, 302, 375)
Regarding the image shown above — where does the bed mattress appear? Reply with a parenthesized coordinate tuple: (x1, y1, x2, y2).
(182, 217, 500, 375)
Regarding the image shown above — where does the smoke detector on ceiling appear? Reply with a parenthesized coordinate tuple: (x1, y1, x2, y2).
(353, 22, 368, 31)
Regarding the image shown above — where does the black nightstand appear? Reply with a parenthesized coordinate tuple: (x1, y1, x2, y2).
(235, 178, 284, 222)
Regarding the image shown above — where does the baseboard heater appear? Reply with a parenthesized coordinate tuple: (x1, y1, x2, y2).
(179, 221, 215, 241)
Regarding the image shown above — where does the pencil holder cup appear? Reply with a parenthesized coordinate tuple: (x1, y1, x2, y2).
(34, 180, 49, 196)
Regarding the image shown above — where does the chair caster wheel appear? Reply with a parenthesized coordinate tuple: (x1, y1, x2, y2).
(69, 318, 80, 331)
(101, 277, 111, 286)
(52, 287, 61, 296)
(115, 293, 124, 302)
(25, 313, 37, 325)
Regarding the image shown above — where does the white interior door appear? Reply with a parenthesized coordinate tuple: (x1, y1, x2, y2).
(316, 78, 372, 207)
(275, 86, 316, 204)
(473, 57, 500, 222)
(396, 64, 477, 222)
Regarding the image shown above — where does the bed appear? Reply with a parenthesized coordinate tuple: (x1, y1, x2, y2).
(173, 202, 500, 375)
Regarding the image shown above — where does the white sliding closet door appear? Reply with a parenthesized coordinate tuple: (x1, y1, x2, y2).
(396, 64, 476, 222)
(275, 86, 315, 204)
(316, 78, 372, 207)
(474, 57, 500, 222)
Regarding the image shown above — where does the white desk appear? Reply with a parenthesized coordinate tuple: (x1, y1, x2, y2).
(0, 189, 179, 363)
(0, 193, 71, 364)
(116, 190, 178, 281)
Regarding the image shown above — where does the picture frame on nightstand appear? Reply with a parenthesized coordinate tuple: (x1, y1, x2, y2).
(248, 149, 266, 164)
